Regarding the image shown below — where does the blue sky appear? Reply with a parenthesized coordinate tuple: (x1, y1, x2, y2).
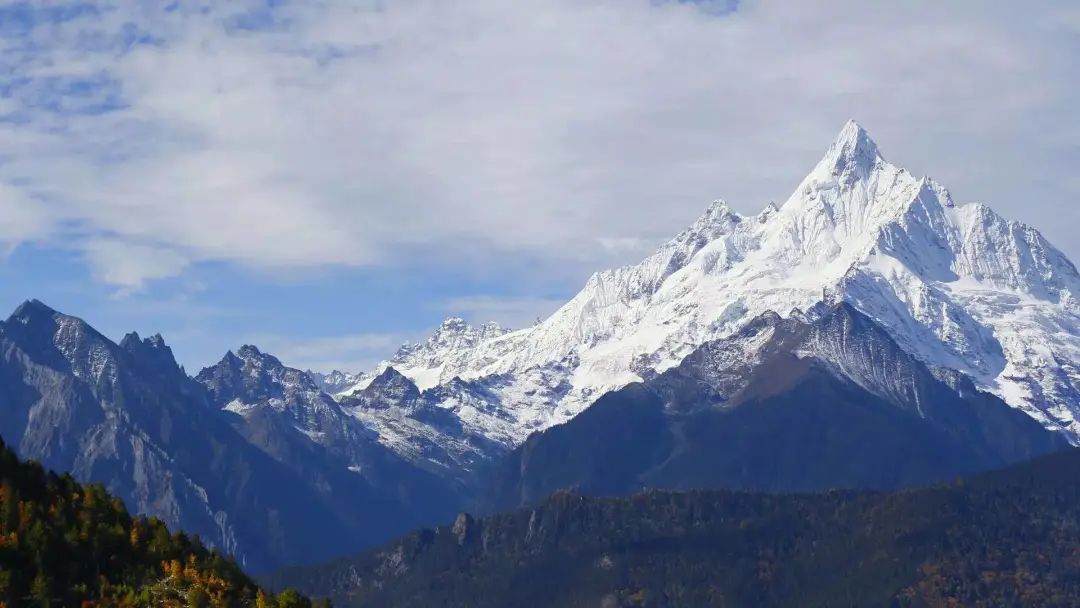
(1, 0, 1078, 372)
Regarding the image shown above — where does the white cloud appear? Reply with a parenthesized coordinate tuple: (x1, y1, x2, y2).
(440, 294, 566, 329)
(0, 0, 1078, 287)
(0, 181, 51, 248)
(243, 332, 412, 373)
(82, 239, 190, 290)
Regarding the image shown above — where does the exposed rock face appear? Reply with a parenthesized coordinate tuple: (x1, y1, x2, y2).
(198, 345, 381, 465)
(338, 368, 508, 489)
(0, 300, 459, 572)
(196, 345, 469, 546)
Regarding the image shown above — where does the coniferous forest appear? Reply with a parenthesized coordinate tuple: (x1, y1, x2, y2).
(0, 436, 324, 607)
(274, 447, 1080, 607)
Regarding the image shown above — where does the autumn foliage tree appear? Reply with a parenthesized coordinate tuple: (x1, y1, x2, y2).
(0, 436, 327, 607)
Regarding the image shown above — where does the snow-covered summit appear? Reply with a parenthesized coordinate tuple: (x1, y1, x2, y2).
(816, 119, 882, 182)
(199, 344, 340, 433)
(339, 121, 1080, 444)
(350, 317, 513, 392)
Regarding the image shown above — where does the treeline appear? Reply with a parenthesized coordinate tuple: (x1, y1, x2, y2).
(0, 436, 327, 607)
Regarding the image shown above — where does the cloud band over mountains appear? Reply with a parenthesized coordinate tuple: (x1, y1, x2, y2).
(1, 0, 1078, 289)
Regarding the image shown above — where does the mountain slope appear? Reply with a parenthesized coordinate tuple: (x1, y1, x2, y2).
(0, 435, 322, 606)
(197, 347, 467, 518)
(489, 302, 1066, 507)
(273, 447, 1080, 608)
(0, 300, 451, 571)
(337, 367, 509, 488)
(332, 121, 1080, 454)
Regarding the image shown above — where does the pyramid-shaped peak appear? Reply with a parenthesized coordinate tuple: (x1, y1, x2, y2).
(368, 366, 420, 395)
(836, 119, 872, 146)
(816, 120, 883, 179)
(702, 199, 739, 220)
(8, 299, 59, 323)
(374, 365, 410, 383)
(3, 300, 78, 341)
(681, 199, 744, 237)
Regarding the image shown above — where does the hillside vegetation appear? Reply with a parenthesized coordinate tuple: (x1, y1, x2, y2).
(276, 448, 1080, 607)
(0, 437, 325, 607)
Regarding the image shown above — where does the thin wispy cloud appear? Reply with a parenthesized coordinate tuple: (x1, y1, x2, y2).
(440, 295, 565, 329)
(241, 331, 413, 374)
(0, 0, 1077, 295)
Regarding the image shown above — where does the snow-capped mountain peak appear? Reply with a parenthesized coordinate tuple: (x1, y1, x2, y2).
(814, 119, 882, 182)
(343, 120, 1080, 444)
(199, 344, 324, 418)
(373, 317, 513, 391)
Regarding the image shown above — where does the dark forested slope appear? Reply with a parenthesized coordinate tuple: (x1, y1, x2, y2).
(276, 447, 1080, 608)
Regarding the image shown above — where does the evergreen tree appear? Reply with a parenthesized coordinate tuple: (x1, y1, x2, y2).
(0, 435, 324, 607)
